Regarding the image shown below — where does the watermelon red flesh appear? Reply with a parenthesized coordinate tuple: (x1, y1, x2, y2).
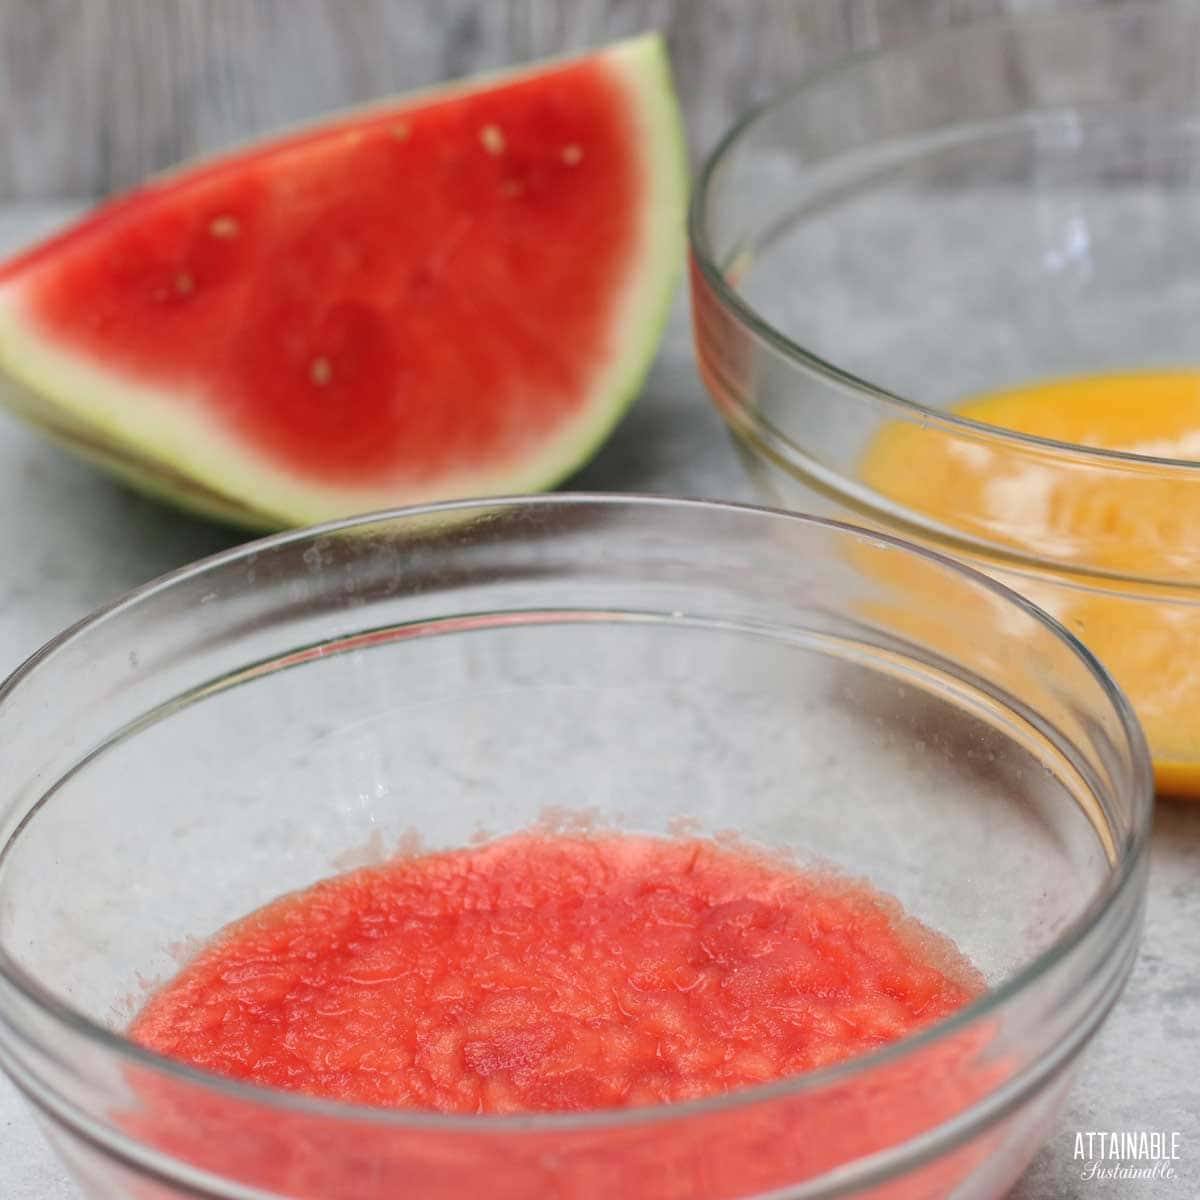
(0, 35, 686, 527)
(6, 62, 638, 484)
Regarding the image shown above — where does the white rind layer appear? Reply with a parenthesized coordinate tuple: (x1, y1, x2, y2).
(0, 33, 687, 529)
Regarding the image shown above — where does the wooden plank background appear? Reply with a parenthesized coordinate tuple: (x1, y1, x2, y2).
(0, 0, 1120, 202)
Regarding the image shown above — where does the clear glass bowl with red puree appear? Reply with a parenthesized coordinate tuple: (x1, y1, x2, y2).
(0, 496, 1149, 1199)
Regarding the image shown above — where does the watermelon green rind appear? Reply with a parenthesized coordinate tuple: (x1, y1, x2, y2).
(0, 33, 688, 530)
(533, 32, 689, 493)
(0, 369, 267, 525)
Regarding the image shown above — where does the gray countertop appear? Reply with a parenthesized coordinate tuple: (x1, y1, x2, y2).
(0, 206, 1196, 1199)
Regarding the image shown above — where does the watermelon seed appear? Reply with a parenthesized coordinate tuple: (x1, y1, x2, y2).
(561, 144, 584, 166)
(391, 123, 411, 141)
(480, 124, 506, 156)
(309, 357, 333, 387)
(501, 180, 524, 198)
(209, 215, 240, 239)
(174, 272, 195, 296)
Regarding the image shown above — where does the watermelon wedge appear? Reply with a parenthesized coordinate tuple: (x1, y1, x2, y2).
(0, 34, 686, 528)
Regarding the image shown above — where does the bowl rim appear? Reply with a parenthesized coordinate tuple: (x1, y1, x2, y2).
(0, 495, 1152, 1149)
(688, 0, 1200, 475)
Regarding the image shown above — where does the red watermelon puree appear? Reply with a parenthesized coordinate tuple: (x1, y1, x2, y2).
(131, 833, 982, 1114)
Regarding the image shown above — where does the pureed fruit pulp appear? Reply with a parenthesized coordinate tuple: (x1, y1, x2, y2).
(861, 370, 1200, 796)
(131, 832, 981, 1114)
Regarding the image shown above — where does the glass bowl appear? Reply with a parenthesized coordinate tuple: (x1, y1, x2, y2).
(690, 0, 1200, 795)
(0, 496, 1149, 1199)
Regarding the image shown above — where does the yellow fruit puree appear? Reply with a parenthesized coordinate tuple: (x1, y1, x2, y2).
(861, 371, 1200, 796)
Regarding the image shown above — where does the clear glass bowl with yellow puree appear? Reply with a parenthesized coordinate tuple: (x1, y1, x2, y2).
(691, 1, 1200, 795)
